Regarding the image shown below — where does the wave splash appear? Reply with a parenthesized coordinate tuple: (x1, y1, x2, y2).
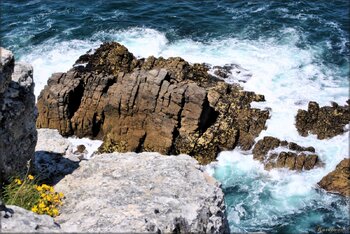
(19, 27, 349, 232)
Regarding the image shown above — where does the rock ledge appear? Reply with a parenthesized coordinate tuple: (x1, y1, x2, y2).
(54, 152, 229, 233)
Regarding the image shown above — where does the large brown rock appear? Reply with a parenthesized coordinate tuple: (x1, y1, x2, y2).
(37, 42, 269, 163)
(252, 136, 321, 170)
(318, 158, 349, 197)
(295, 101, 350, 139)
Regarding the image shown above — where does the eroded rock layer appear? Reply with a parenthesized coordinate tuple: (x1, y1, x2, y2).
(296, 101, 350, 139)
(252, 136, 321, 170)
(318, 158, 349, 197)
(37, 42, 269, 163)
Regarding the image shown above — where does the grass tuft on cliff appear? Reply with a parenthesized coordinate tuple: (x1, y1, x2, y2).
(2, 165, 64, 217)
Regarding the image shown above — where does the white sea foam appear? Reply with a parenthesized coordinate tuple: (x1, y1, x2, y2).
(18, 27, 349, 230)
(67, 136, 103, 160)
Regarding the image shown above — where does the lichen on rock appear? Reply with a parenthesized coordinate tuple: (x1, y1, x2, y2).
(295, 100, 350, 139)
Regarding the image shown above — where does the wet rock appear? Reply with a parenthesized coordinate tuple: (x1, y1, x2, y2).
(0, 205, 61, 232)
(296, 101, 350, 139)
(0, 47, 37, 186)
(252, 136, 321, 171)
(212, 64, 252, 83)
(75, 144, 86, 154)
(37, 42, 269, 163)
(318, 158, 349, 197)
(54, 152, 229, 233)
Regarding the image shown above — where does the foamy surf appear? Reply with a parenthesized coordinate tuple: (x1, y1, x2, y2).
(17, 26, 349, 232)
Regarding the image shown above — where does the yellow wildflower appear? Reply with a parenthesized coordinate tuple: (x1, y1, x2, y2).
(58, 192, 64, 198)
(41, 184, 50, 190)
(27, 175, 34, 180)
(49, 187, 54, 193)
(36, 186, 43, 192)
(31, 206, 38, 213)
(38, 202, 46, 209)
(14, 179, 22, 185)
(51, 208, 59, 217)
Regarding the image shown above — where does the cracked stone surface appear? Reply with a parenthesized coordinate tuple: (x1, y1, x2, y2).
(36, 42, 269, 163)
(0, 47, 37, 185)
(0, 205, 61, 233)
(318, 158, 349, 197)
(295, 100, 350, 139)
(54, 152, 229, 233)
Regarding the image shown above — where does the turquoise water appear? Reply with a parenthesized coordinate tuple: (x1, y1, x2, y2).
(1, 1, 349, 233)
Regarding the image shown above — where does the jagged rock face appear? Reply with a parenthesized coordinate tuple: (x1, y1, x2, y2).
(296, 101, 350, 139)
(37, 42, 269, 163)
(252, 136, 321, 170)
(0, 205, 61, 233)
(0, 48, 37, 186)
(54, 152, 229, 233)
(318, 158, 349, 197)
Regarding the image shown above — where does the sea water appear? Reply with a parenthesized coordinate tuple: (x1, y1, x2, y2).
(1, 1, 349, 233)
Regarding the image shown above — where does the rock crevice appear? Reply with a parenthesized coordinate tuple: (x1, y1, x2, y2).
(37, 42, 269, 163)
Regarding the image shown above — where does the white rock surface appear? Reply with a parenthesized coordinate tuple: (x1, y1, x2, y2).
(36, 128, 72, 155)
(0, 205, 61, 233)
(55, 152, 228, 233)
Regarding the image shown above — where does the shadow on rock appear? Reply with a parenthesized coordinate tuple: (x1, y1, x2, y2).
(34, 151, 79, 185)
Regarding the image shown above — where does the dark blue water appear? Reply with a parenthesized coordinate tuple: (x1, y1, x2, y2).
(1, 1, 349, 233)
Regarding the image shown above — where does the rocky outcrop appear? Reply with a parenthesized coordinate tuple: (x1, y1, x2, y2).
(0, 48, 37, 186)
(296, 101, 350, 139)
(252, 136, 321, 170)
(54, 152, 229, 233)
(318, 158, 349, 197)
(0, 205, 61, 232)
(36, 42, 269, 163)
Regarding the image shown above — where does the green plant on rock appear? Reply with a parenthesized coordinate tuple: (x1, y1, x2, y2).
(2, 160, 64, 217)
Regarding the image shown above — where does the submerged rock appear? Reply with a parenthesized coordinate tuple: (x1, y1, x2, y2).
(252, 136, 321, 170)
(0, 205, 61, 232)
(212, 64, 252, 83)
(318, 158, 349, 197)
(295, 101, 350, 139)
(36, 42, 269, 163)
(54, 152, 229, 233)
(0, 47, 37, 185)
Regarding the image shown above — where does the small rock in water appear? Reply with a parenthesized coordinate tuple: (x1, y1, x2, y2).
(296, 100, 350, 139)
(252, 136, 322, 171)
(74, 144, 86, 154)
